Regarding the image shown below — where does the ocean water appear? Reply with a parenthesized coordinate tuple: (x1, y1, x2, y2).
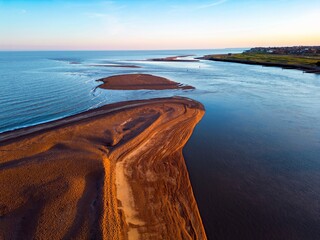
(1, 50, 320, 239)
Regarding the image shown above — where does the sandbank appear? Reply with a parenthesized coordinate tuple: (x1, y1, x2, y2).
(0, 97, 206, 240)
(148, 55, 199, 62)
(89, 64, 141, 68)
(97, 73, 194, 90)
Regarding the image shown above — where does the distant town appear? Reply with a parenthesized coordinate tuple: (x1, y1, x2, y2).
(246, 46, 320, 56)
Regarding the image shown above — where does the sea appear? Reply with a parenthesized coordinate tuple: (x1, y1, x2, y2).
(1, 49, 320, 239)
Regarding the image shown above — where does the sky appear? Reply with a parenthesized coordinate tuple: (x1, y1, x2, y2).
(0, 0, 319, 50)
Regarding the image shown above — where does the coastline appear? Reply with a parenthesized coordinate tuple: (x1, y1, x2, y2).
(199, 54, 320, 74)
(0, 97, 206, 239)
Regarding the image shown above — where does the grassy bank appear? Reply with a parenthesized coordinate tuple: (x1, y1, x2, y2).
(200, 53, 320, 73)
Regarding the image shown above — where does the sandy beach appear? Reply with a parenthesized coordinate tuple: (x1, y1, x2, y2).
(0, 96, 206, 239)
(97, 73, 194, 90)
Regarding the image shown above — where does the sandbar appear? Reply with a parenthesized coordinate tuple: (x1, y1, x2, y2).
(0, 97, 206, 240)
(89, 64, 141, 68)
(148, 55, 199, 62)
(97, 73, 194, 90)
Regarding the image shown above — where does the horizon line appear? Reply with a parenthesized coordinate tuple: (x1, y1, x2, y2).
(0, 47, 248, 52)
(2, 44, 319, 52)
(3, 45, 320, 52)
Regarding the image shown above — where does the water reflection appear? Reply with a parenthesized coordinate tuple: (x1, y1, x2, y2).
(1, 50, 320, 239)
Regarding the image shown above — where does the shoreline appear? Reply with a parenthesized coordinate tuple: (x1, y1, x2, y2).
(147, 55, 199, 62)
(199, 54, 320, 74)
(0, 97, 206, 239)
(0, 73, 194, 138)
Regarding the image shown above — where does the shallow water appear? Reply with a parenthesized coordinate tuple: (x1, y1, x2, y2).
(1, 49, 320, 239)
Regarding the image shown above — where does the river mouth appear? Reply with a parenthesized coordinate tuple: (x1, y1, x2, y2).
(184, 94, 320, 240)
(1, 50, 320, 239)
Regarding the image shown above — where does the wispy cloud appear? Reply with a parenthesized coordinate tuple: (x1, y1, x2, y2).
(82, 1, 128, 36)
(85, 12, 108, 18)
(19, 9, 27, 14)
(170, 0, 228, 14)
(196, 0, 228, 10)
(84, 12, 126, 36)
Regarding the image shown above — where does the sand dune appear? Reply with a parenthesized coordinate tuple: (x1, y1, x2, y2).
(0, 97, 206, 240)
(97, 74, 194, 90)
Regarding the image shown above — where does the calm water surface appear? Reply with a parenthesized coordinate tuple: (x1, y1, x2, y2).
(1, 50, 320, 239)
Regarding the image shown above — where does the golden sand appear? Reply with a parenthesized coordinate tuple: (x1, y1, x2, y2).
(97, 74, 194, 90)
(0, 97, 206, 240)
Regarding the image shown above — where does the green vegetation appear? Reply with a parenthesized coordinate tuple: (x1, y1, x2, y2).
(200, 52, 320, 74)
(204, 53, 320, 67)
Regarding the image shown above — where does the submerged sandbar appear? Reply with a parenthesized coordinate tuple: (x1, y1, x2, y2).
(89, 64, 141, 68)
(148, 55, 199, 62)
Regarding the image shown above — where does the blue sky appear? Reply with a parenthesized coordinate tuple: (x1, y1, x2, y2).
(0, 0, 319, 50)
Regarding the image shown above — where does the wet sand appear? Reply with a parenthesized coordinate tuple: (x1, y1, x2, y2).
(148, 55, 199, 62)
(97, 73, 194, 90)
(89, 64, 141, 68)
(0, 97, 206, 239)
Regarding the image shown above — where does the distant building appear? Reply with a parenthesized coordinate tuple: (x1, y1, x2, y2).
(245, 46, 320, 56)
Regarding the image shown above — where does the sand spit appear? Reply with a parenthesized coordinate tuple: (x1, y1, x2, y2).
(97, 74, 194, 90)
(0, 97, 206, 240)
(148, 55, 199, 62)
(89, 64, 141, 68)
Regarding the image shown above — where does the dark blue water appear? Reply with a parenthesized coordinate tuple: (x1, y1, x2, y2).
(1, 50, 320, 239)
